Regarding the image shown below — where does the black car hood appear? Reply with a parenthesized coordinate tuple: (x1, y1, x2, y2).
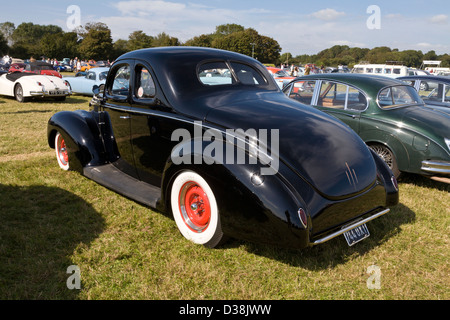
(204, 92, 378, 199)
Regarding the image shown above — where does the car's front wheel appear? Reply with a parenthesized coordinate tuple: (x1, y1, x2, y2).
(170, 170, 225, 248)
(55, 132, 70, 171)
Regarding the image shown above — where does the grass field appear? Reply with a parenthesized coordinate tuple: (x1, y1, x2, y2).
(0, 92, 448, 300)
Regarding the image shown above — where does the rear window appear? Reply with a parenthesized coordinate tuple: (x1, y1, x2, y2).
(198, 61, 267, 86)
(377, 85, 423, 109)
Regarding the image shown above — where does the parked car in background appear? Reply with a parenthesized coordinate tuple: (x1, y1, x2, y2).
(80, 62, 97, 72)
(47, 47, 398, 250)
(9, 63, 26, 73)
(0, 72, 70, 102)
(24, 61, 62, 78)
(352, 63, 409, 78)
(63, 67, 109, 96)
(57, 63, 73, 72)
(283, 73, 450, 178)
(266, 66, 295, 88)
(398, 75, 450, 114)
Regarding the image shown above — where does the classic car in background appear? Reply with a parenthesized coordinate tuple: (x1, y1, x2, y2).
(266, 66, 295, 89)
(0, 72, 70, 102)
(9, 63, 26, 73)
(63, 67, 109, 96)
(24, 61, 62, 78)
(48, 47, 398, 250)
(56, 63, 73, 72)
(283, 74, 450, 178)
(398, 75, 450, 113)
(80, 62, 97, 72)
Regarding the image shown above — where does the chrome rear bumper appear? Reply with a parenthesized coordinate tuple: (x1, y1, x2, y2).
(311, 208, 390, 246)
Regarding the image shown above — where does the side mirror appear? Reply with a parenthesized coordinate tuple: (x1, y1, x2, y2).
(93, 84, 105, 96)
(92, 85, 100, 96)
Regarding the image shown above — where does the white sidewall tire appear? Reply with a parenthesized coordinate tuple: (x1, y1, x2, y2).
(55, 132, 70, 171)
(170, 170, 223, 247)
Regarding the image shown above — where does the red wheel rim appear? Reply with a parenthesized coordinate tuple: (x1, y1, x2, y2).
(179, 181, 211, 232)
(58, 136, 68, 165)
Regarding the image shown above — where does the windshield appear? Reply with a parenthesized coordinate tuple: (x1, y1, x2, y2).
(377, 85, 423, 109)
(99, 72, 108, 81)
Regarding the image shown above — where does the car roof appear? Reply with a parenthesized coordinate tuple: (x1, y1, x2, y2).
(89, 67, 109, 73)
(398, 75, 450, 82)
(292, 73, 407, 94)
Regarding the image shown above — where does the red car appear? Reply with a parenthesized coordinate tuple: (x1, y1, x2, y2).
(24, 61, 62, 78)
(266, 66, 295, 88)
(9, 63, 26, 73)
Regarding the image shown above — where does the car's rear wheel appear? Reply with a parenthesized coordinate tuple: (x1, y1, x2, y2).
(419, 81, 429, 91)
(369, 143, 400, 178)
(14, 84, 28, 103)
(170, 170, 225, 248)
(55, 132, 70, 171)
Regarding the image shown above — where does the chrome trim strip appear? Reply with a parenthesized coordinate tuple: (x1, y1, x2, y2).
(103, 105, 276, 162)
(421, 160, 450, 174)
(311, 208, 390, 246)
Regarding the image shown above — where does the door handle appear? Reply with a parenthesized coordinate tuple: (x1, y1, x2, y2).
(120, 116, 131, 119)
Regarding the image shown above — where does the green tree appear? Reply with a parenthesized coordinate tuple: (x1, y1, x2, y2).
(0, 22, 15, 47)
(77, 22, 113, 60)
(153, 32, 179, 47)
(184, 34, 213, 47)
(0, 32, 8, 55)
(40, 32, 79, 59)
(11, 22, 62, 58)
(212, 28, 281, 63)
(127, 30, 153, 51)
(112, 39, 129, 60)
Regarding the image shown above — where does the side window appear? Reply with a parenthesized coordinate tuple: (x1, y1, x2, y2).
(135, 65, 156, 98)
(230, 62, 267, 85)
(420, 81, 442, 101)
(347, 87, 367, 111)
(109, 65, 130, 96)
(198, 61, 233, 86)
(288, 80, 316, 105)
(445, 85, 450, 102)
(317, 81, 346, 109)
(87, 72, 96, 80)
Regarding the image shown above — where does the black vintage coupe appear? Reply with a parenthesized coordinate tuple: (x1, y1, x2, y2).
(47, 47, 398, 249)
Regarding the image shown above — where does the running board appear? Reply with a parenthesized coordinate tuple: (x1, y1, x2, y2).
(83, 164, 161, 208)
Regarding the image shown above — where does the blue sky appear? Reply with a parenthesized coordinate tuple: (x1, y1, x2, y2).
(3, 0, 450, 55)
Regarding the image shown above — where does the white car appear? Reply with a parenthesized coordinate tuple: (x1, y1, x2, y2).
(0, 72, 71, 102)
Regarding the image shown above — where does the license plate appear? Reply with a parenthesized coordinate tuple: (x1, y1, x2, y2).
(343, 223, 370, 246)
(49, 91, 64, 95)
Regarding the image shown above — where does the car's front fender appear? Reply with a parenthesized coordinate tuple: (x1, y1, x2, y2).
(47, 110, 108, 173)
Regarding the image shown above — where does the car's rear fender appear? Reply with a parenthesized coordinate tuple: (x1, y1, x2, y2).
(160, 137, 312, 248)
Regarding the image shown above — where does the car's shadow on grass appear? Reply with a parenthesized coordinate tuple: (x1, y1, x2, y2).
(399, 173, 450, 191)
(223, 203, 415, 270)
(0, 184, 105, 299)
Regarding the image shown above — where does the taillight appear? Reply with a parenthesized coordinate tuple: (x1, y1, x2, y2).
(298, 208, 307, 228)
(391, 175, 398, 191)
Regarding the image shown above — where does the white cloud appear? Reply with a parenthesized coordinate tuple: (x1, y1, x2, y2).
(429, 14, 448, 24)
(310, 8, 345, 21)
